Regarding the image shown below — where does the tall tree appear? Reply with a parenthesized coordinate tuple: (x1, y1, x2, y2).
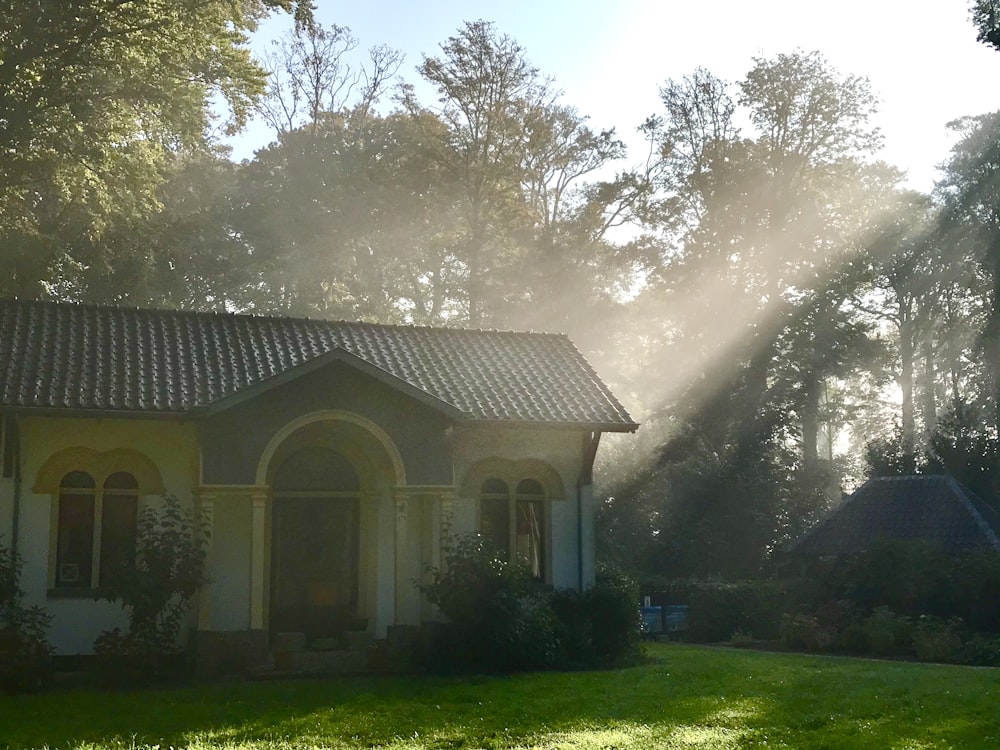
(0, 0, 308, 297)
(400, 20, 553, 326)
(936, 111, 1000, 433)
(255, 21, 402, 138)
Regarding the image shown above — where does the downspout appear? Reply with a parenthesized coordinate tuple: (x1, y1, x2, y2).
(577, 431, 602, 591)
(5, 414, 22, 562)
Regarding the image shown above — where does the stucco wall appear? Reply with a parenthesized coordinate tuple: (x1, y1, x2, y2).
(199, 362, 454, 487)
(451, 425, 591, 591)
(17, 415, 199, 655)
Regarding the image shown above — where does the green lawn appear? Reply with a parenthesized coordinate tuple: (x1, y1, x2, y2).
(2, 643, 998, 749)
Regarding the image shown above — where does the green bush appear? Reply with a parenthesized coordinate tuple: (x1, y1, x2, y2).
(419, 537, 643, 672)
(419, 535, 558, 672)
(0, 536, 53, 693)
(780, 613, 835, 652)
(650, 579, 785, 642)
(862, 606, 912, 656)
(954, 634, 1000, 666)
(912, 616, 964, 663)
(95, 494, 208, 681)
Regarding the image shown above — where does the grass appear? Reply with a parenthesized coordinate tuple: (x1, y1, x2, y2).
(1, 643, 998, 749)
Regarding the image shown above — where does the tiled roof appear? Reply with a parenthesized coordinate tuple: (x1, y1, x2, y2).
(0, 298, 637, 430)
(791, 475, 1000, 557)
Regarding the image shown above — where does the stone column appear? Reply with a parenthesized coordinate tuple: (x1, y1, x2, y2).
(196, 491, 216, 630)
(249, 490, 267, 630)
(394, 493, 416, 626)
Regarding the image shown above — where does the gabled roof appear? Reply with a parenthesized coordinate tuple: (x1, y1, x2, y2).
(791, 475, 1000, 557)
(0, 298, 637, 430)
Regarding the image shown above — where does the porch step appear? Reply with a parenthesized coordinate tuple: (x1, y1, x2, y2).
(249, 630, 375, 677)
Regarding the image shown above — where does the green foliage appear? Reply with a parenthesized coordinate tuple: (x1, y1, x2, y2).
(780, 613, 836, 652)
(0, 536, 53, 693)
(419, 535, 558, 672)
(419, 537, 643, 672)
(648, 579, 785, 642)
(861, 606, 913, 656)
(0, 0, 305, 297)
(97, 495, 209, 662)
(912, 615, 964, 663)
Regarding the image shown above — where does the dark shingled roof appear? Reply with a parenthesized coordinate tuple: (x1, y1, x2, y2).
(791, 475, 1000, 557)
(0, 298, 637, 430)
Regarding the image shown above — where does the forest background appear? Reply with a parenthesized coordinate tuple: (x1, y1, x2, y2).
(6, 0, 1000, 582)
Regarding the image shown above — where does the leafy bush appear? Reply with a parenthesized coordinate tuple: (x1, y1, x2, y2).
(419, 535, 558, 672)
(419, 537, 643, 672)
(649, 579, 785, 642)
(780, 613, 835, 652)
(0, 536, 53, 693)
(912, 616, 964, 663)
(954, 634, 1000, 667)
(95, 494, 208, 680)
(862, 606, 912, 656)
(581, 565, 643, 665)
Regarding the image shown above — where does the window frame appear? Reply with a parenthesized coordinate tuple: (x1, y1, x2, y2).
(48, 469, 140, 596)
(477, 475, 550, 581)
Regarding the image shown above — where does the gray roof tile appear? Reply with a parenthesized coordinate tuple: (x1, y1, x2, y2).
(0, 298, 637, 430)
(792, 475, 1000, 556)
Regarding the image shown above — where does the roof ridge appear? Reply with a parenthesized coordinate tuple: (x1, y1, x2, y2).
(1, 297, 572, 338)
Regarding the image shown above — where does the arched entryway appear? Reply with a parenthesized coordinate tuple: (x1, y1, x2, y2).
(258, 411, 406, 643)
(270, 446, 361, 642)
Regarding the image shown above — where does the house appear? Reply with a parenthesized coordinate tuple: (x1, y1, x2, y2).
(790, 475, 1000, 558)
(0, 298, 637, 669)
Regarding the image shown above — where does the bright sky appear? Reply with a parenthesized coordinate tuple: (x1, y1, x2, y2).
(231, 0, 1000, 193)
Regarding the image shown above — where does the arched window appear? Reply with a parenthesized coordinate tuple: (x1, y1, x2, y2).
(478, 476, 547, 580)
(55, 471, 138, 589)
(515, 479, 545, 579)
(479, 478, 510, 555)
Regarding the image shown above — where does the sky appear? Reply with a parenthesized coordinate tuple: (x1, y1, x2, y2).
(229, 0, 1000, 193)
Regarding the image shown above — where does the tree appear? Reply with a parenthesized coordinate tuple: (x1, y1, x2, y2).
(0, 0, 309, 297)
(936, 111, 1000, 433)
(255, 21, 402, 138)
(972, 0, 1000, 51)
(607, 52, 888, 579)
(401, 20, 554, 326)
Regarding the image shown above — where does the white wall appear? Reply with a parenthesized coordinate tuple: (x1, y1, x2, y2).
(17, 416, 199, 655)
(451, 425, 590, 591)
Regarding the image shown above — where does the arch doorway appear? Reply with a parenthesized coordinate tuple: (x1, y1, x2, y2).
(270, 446, 361, 642)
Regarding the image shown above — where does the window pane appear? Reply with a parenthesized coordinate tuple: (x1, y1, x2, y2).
(481, 477, 508, 496)
(61, 471, 95, 489)
(480, 496, 510, 557)
(273, 448, 360, 492)
(57, 492, 94, 587)
(516, 479, 544, 497)
(516, 499, 544, 579)
(100, 492, 137, 588)
(103, 471, 138, 490)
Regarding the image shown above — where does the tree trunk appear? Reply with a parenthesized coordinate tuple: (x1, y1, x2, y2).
(919, 337, 937, 437)
(898, 299, 916, 472)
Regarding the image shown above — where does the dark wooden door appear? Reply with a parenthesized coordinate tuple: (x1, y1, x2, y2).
(270, 496, 359, 641)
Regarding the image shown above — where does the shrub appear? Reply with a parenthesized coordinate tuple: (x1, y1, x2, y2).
(419, 537, 643, 672)
(649, 579, 785, 642)
(780, 613, 835, 652)
(419, 535, 558, 672)
(954, 634, 1000, 667)
(95, 494, 208, 681)
(0, 536, 53, 693)
(862, 606, 912, 656)
(912, 616, 964, 663)
(581, 565, 643, 665)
